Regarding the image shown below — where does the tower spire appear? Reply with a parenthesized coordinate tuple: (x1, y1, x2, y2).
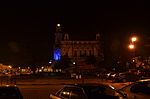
(55, 24, 62, 43)
(56, 24, 61, 33)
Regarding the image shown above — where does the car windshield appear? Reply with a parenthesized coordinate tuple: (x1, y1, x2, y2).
(0, 87, 21, 97)
(83, 85, 117, 98)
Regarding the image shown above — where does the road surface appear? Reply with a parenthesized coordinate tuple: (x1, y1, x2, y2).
(18, 82, 130, 99)
(19, 85, 63, 99)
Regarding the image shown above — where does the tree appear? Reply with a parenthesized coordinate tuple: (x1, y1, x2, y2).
(51, 56, 72, 69)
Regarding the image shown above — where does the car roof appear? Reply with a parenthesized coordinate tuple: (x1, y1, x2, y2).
(64, 83, 112, 88)
(119, 79, 150, 91)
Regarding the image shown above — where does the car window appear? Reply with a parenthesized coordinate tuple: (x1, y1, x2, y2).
(70, 87, 86, 99)
(59, 87, 72, 99)
(130, 82, 150, 94)
(84, 86, 120, 99)
(0, 87, 22, 99)
(103, 87, 116, 96)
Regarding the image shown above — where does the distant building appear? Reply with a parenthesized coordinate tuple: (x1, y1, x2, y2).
(0, 64, 12, 70)
(52, 24, 104, 66)
(143, 37, 150, 64)
(143, 37, 150, 47)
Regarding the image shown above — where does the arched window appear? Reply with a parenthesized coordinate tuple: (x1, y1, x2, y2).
(65, 52, 68, 57)
(81, 50, 86, 56)
(89, 50, 94, 56)
(74, 51, 77, 57)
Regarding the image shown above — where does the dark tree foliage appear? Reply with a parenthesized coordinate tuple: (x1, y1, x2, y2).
(52, 56, 72, 69)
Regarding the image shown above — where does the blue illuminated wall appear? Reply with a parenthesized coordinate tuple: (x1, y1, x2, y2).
(54, 48, 61, 60)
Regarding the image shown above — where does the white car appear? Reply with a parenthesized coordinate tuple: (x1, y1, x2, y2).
(50, 83, 126, 99)
(119, 79, 150, 99)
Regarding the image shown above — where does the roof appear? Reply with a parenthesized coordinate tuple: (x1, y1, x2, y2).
(119, 79, 150, 91)
(64, 83, 108, 88)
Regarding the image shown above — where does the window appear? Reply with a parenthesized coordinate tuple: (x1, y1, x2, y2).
(103, 87, 116, 96)
(89, 50, 94, 56)
(65, 52, 68, 57)
(70, 87, 86, 99)
(130, 82, 150, 94)
(130, 83, 143, 93)
(74, 51, 77, 57)
(84, 86, 118, 98)
(0, 87, 22, 99)
(81, 50, 86, 57)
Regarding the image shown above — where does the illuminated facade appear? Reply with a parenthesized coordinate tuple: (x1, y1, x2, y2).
(53, 24, 104, 65)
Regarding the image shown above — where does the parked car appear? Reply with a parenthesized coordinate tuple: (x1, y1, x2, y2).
(113, 72, 140, 82)
(70, 73, 76, 78)
(49, 83, 126, 99)
(118, 79, 150, 99)
(0, 85, 23, 99)
(106, 72, 116, 80)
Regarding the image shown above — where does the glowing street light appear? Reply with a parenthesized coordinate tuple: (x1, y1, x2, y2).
(73, 62, 76, 65)
(57, 24, 60, 27)
(8, 65, 12, 69)
(129, 44, 135, 49)
(131, 37, 137, 42)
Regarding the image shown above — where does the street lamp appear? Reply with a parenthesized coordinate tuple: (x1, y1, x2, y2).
(128, 44, 135, 49)
(8, 65, 12, 69)
(57, 24, 60, 27)
(131, 37, 137, 42)
(73, 62, 76, 65)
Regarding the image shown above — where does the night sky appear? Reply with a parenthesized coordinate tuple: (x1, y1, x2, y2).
(0, 1, 149, 64)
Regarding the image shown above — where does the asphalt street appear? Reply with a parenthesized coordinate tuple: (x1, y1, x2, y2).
(15, 78, 130, 99)
(19, 85, 63, 99)
(0, 75, 131, 99)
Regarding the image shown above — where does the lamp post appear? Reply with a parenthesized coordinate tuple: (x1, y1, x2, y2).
(130, 36, 137, 57)
(129, 44, 135, 49)
(128, 36, 137, 69)
(128, 44, 135, 59)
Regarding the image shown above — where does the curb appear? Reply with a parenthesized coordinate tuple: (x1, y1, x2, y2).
(17, 84, 62, 85)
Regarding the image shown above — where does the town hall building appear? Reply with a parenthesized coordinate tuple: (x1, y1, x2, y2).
(53, 24, 104, 66)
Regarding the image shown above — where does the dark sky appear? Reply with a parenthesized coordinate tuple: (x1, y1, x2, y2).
(0, 1, 149, 64)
